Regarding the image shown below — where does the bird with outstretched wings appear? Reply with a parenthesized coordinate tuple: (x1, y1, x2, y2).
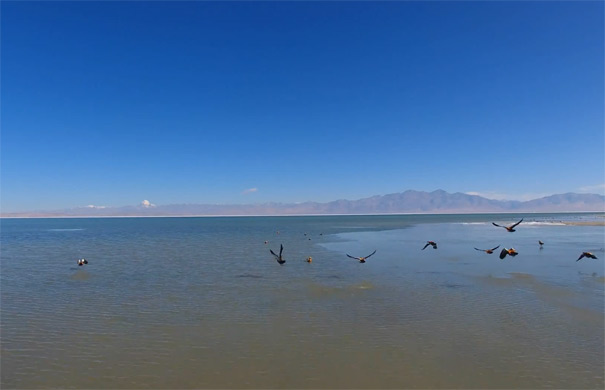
(499, 248, 518, 259)
(577, 252, 598, 262)
(422, 241, 437, 250)
(492, 218, 523, 232)
(270, 244, 286, 265)
(474, 245, 500, 254)
(346, 250, 376, 263)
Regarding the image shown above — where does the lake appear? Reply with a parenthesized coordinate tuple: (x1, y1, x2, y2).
(1, 214, 603, 388)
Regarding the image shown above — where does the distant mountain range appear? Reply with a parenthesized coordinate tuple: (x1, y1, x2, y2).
(2, 190, 604, 218)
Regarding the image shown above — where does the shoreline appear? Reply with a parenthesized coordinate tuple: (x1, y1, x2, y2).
(562, 221, 605, 226)
(1, 211, 604, 220)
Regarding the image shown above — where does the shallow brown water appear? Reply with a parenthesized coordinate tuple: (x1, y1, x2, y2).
(1, 215, 604, 388)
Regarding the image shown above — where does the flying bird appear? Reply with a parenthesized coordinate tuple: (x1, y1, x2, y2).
(270, 244, 286, 265)
(539, 240, 544, 249)
(77, 258, 88, 266)
(422, 241, 437, 250)
(499, 248, 519, 259)
(346, 250, 377, 263)
(492, 219, 524, 232)
(474, 245, 500, 254)
(577, 252, 598, 262)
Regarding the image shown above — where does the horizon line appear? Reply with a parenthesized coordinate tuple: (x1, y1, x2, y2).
(2, 210, 605, 220)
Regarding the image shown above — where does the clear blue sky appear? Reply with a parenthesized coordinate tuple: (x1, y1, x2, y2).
(2, 1, 603, 212)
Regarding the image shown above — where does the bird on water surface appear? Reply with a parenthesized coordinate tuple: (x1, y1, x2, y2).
(492, 219, 524, 232)
(474, 245, 500, 254)
(77, 258, 88, 266)
(422, 241, 437, 250)
(346, 250, 377, 263)
(270, 244, 286, 265)
(577, 252, 598, 262)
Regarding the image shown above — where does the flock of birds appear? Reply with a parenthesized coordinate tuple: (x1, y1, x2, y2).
(266, 218, 600, 265)
(75, 218, 600, 267)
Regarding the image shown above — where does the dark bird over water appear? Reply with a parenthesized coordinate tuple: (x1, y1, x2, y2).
(492, 218, 524, 232)
(577, 252, 598, 262)
(474, 245, 500, 254)
(422, 241, 437, 250)
(346, 250, 377, 263)
(270, 244, 286, 265)
(499, 248, 519, 259)
(539, 240, 544, 249)
(77, 258, 88, 266)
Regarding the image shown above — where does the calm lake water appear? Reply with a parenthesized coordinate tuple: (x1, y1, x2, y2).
(1, 214, 604, 389)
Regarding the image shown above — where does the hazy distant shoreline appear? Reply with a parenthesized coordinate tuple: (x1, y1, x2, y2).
(2, 211, 604, 221)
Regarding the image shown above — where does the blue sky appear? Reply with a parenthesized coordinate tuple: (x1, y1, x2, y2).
(2, 1, 603, 212)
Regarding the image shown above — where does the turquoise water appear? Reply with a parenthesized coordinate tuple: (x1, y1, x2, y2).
(1, 214, 604, 388)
